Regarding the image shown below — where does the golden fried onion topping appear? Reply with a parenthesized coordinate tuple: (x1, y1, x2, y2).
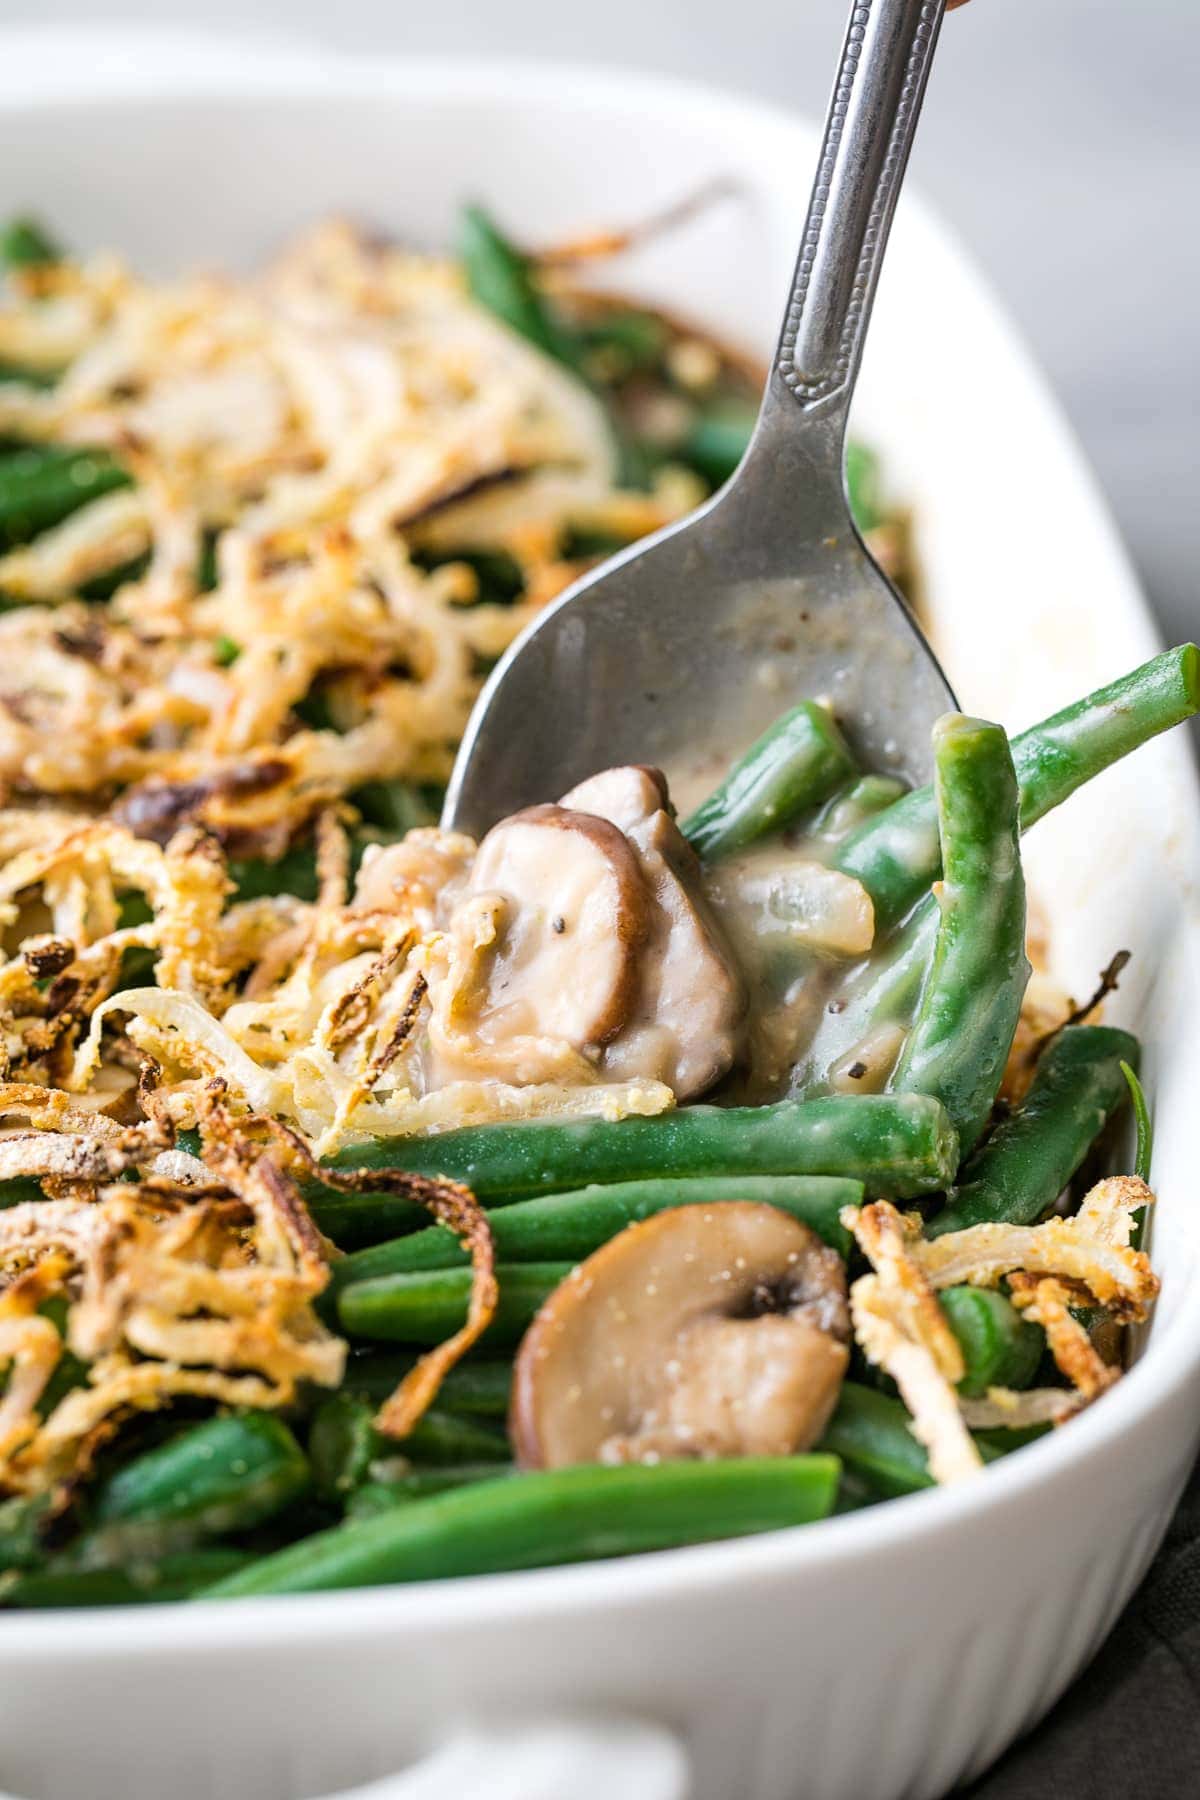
(843, 1178, 1159, 1484)
(232, 1103, 499, 1441)
(0, 1089, 371, 1495)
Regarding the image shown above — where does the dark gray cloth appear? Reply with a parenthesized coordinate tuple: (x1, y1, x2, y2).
(963, 1458, 1200, 1797)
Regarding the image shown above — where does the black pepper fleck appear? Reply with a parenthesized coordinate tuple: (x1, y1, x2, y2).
(551, 915, 566, 934)
(846, 1060, 868, 1080)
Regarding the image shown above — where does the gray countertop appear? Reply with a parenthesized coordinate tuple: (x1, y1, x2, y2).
(33, 0, 1199, 644)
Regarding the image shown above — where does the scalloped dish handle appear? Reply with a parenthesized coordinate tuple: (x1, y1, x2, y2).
(312, 1715, 690, 1800)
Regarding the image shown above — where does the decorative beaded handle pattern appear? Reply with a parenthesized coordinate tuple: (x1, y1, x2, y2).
(776, 0, 947, 413)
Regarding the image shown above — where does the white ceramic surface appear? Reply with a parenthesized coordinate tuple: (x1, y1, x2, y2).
(1, 32, 1198, 1800)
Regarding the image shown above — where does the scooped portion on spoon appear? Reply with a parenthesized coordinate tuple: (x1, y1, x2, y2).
(511, 1201, 851, 1469)
(424, 765, 749, 1099)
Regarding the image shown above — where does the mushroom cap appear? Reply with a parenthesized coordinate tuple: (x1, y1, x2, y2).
(511, 1200, 850, 1470)
(462, 803, 651, 1050)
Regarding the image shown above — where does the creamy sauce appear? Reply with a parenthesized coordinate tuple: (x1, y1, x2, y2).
(354, 756, 927, 1112)
(682, 765, 926, 1105)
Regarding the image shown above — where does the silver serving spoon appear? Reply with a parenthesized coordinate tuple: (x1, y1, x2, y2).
(444, 0, 957, 837)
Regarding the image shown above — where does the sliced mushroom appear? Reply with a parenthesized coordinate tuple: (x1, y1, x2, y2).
(560, 767, 745, 1099)
(511, 1200, 850, 1469)
(435, 805, 651, 1070)
(560, 765, 670, 834)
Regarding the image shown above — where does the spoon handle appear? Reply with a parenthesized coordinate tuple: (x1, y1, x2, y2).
(773, 0, 947, 420)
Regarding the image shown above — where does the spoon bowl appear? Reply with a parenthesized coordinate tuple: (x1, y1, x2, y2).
(444, 0, 957, 837)
(444, 410, 953, 831)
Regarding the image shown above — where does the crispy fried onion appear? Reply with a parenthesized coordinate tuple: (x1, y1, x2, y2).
(911, 1177, 1157, 1317)
(844, 1179, 1159, 1483)
(317, 1164, 495, 1440)
(0, 222, 703, 828)
(844, 1201, 981, 1484)
(0, 1082, 206, 1188)
(62, 822, 674, 1150)
(215, 1099, 498, 1440)
(0, 223, 706, 1144)
(0, 1107, 345, 1494)
(0, 816, 236, 1098)
(1006, 1273, 1117, 1402)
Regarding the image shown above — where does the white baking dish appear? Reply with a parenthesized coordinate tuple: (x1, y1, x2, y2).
(0, 29, 1198, 1800)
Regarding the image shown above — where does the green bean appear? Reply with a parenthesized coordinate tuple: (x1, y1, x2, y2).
(327, 1174, 858, 1300)
(72, 538, 206, 602)
(0, 1492, 54, 1573)
(110, 881, 158, 983)
(292, 684, 340, 733)
(0, 360, 59, 391)
(0, 445, 131, 551)
(680, 413, 883, 503)
(2, 1548, 252, 1609)
(831, 1467, 880, 1514)
(836, 646, 1200, 932)
(811, 773, 909, 845)
(347, 1467, 515, 1519)
(1123, 1061, 1152, 1183)
(339, 1262, 569, 1347)
(845, 441, 885, 533)
(457, 209, 663, 491)
(459, 204, 580, 370)
(927, 1025, 1139, 1237)
(400, 1408, 510, 1465)
(561, 522, 641, 560)
(413, 545, 525, 605)
(579, 310, 667, 376)
(343, 1352, 512, 1417)
(1122, 1060, 1153, 1250)
(819, 1383, 1033, 1497)
(199, 1455, 841, 1597)
(682, 702, 857, 860)
(230, 823, 395, 908)
(308, 1390, 509, 1499)
(307, 1190, 418, 1248)
(682, 406, 755, 487)
(308, 1392, 377, 1500)
(228, 840, 320, 904)
(891, 715, 1029, 1149)
(791, 899, 938, 1098)
(0, 1175, 50, 1208)
(938, 1286, 1044, 1397)
(0, 218, 60, 270)
(350, 779, 437, 836)
(35, 1340, 88, 1417)
(77, 1413, 309, 1564)
(315, 1093, 958, 1215)
(75, 551, 150, 601)
(196, 530, 221, 592)
(819, 1385, 936, 1496)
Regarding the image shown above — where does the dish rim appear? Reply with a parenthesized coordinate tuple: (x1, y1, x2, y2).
(0, 28, 1197, 1651)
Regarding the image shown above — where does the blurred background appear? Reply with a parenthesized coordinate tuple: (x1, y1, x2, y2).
(26, 0, 1198, 644)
